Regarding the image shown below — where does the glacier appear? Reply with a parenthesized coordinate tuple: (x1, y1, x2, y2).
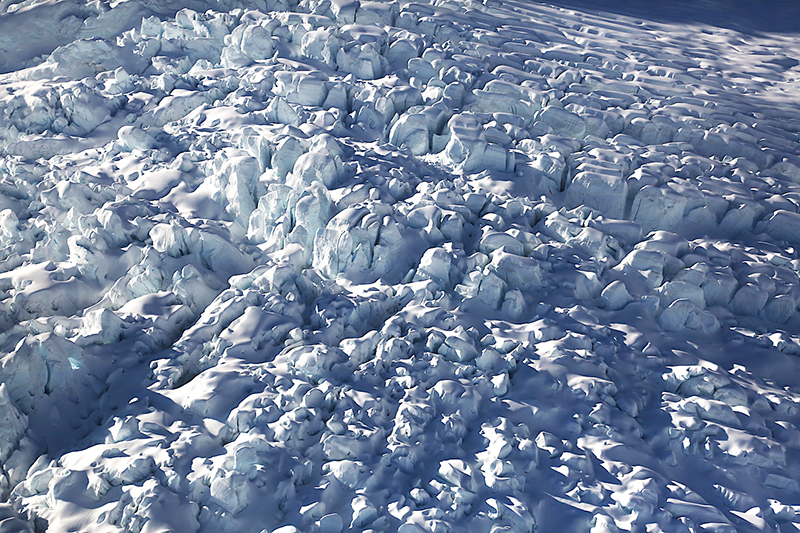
(2, 0, 800, 532)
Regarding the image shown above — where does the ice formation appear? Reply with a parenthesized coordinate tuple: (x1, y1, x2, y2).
(2, 0, 800, 531)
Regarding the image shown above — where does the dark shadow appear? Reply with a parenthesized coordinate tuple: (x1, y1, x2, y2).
(534, 0, 800, 35)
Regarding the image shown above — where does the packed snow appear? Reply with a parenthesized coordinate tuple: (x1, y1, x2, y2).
(3, 0, 800, 532)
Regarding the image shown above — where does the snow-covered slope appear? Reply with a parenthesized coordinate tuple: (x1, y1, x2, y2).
(3, 0, 800, 532)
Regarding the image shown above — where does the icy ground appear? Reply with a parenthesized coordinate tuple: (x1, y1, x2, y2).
(3, 0, 800, 531)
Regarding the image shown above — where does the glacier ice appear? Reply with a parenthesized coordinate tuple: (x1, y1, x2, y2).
(566, 172, 628, 220)
(600, 280, 634, 310)
(0, 384, 26, 464)
(2, 0, 800, 532)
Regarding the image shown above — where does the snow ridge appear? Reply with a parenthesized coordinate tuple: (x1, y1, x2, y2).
(2, 0, 800, 532)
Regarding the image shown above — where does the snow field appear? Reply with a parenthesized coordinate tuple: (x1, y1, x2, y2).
(2, 0, 800, 532)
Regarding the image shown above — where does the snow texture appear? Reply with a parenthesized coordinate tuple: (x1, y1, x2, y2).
(2, 0, 800, 532)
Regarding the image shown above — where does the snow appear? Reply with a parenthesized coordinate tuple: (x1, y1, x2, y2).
(4, 0, 800, 532)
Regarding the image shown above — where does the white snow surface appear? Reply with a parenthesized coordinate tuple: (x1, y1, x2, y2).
(3, 0, 800, 532)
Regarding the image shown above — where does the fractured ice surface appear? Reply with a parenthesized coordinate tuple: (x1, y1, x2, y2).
(3, 0, 800, 532)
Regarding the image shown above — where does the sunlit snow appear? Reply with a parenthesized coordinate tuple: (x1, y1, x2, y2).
(2, 0, 800, 532)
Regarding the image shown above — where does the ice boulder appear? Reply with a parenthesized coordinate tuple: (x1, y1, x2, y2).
(729, 283, 769, 316)
(313, 209, 408, 279)
(758, 210, 800, 244)
(437, 459, 476, 491)
(407, 57, 437, 86)
(389, 113, 430, 155)
(626, 163, 667, 197)
(206, 153, 261, 227)
(108, 415, 143, 443)
(351, 495, 378, 528)
(414, 247, 454, 286)
(117, 125, 156, 151)
(60, 87, 114, 136)
(5, 92, 57, 135)
(567, 227, 622, 263)
(626, 115, 676, 145)
(357, 1, 398, 25)
(330, 0, 358, 23)
(382, 86, 420, 119)
(0, 334, 86, 412)
(221, 43, 252, 69)
(430, 378, 482, 421)
(323, 460, 369, 489)
(323, 434, 372, 461)
(537, 106, 586, 138)
(629, 186, 688, 232)
(656, 281, 706, 309)
(142, 90, 211, 128)
(275, 72, 329, 107)
(290, 152, 345, 189)
(150, 222, 190, 257)
(302, 29, 343, 68)
(272, 527, 301, 533)
(634, 231, 689, 257)
(659, 299, 720, 332)
(442, 122, 513, 173)
(589, 514, 619, 533)
(322, 82, 349, 112)
(437, 333, 481, 365)
(42, 180, 100, 213)
(599, 280, 633, 310)
(183, 229, 254, 274)
(487, 251, 544, 292)
(764, 293, 797, 323)
(307, 133, 346, 159)
(719, 203, 758, 236)
(540, 211, 582, 243)
(465, 89, 537, 122)
(0, 208, 20, 241)
(287, 183, 334, 249)
(247, 183, 300, 247)
(265, 96, 301, 126)
(485, 497, 537, 533)
(211, 471, 250, 514)
(337, 23, 388, 49)
(286, 344, 348, 381)
(456, 270, 509, 309)
(386, 35, 421, 65)
(239, 127, 273, 171)
(565, 172, 628, 220)
(771, 160, 800, 184)
(337, 42, 386, 80)
(528, 151, 567, 193)
(502, 289, 526, 319)
(240, 23, 276, 61)
(574, 270, 603, 300)
(46, 38, 144, 80)
(318, 513, 344, 533)
(271, 136, 305, 179)
(0, 383, 27, 463)
(479, 230, 525, 257)
(79, 308, 125, 344)
(702, 270, 739, 308)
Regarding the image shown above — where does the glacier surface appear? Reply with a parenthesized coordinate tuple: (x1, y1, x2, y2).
(2, 0, 800, 532)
